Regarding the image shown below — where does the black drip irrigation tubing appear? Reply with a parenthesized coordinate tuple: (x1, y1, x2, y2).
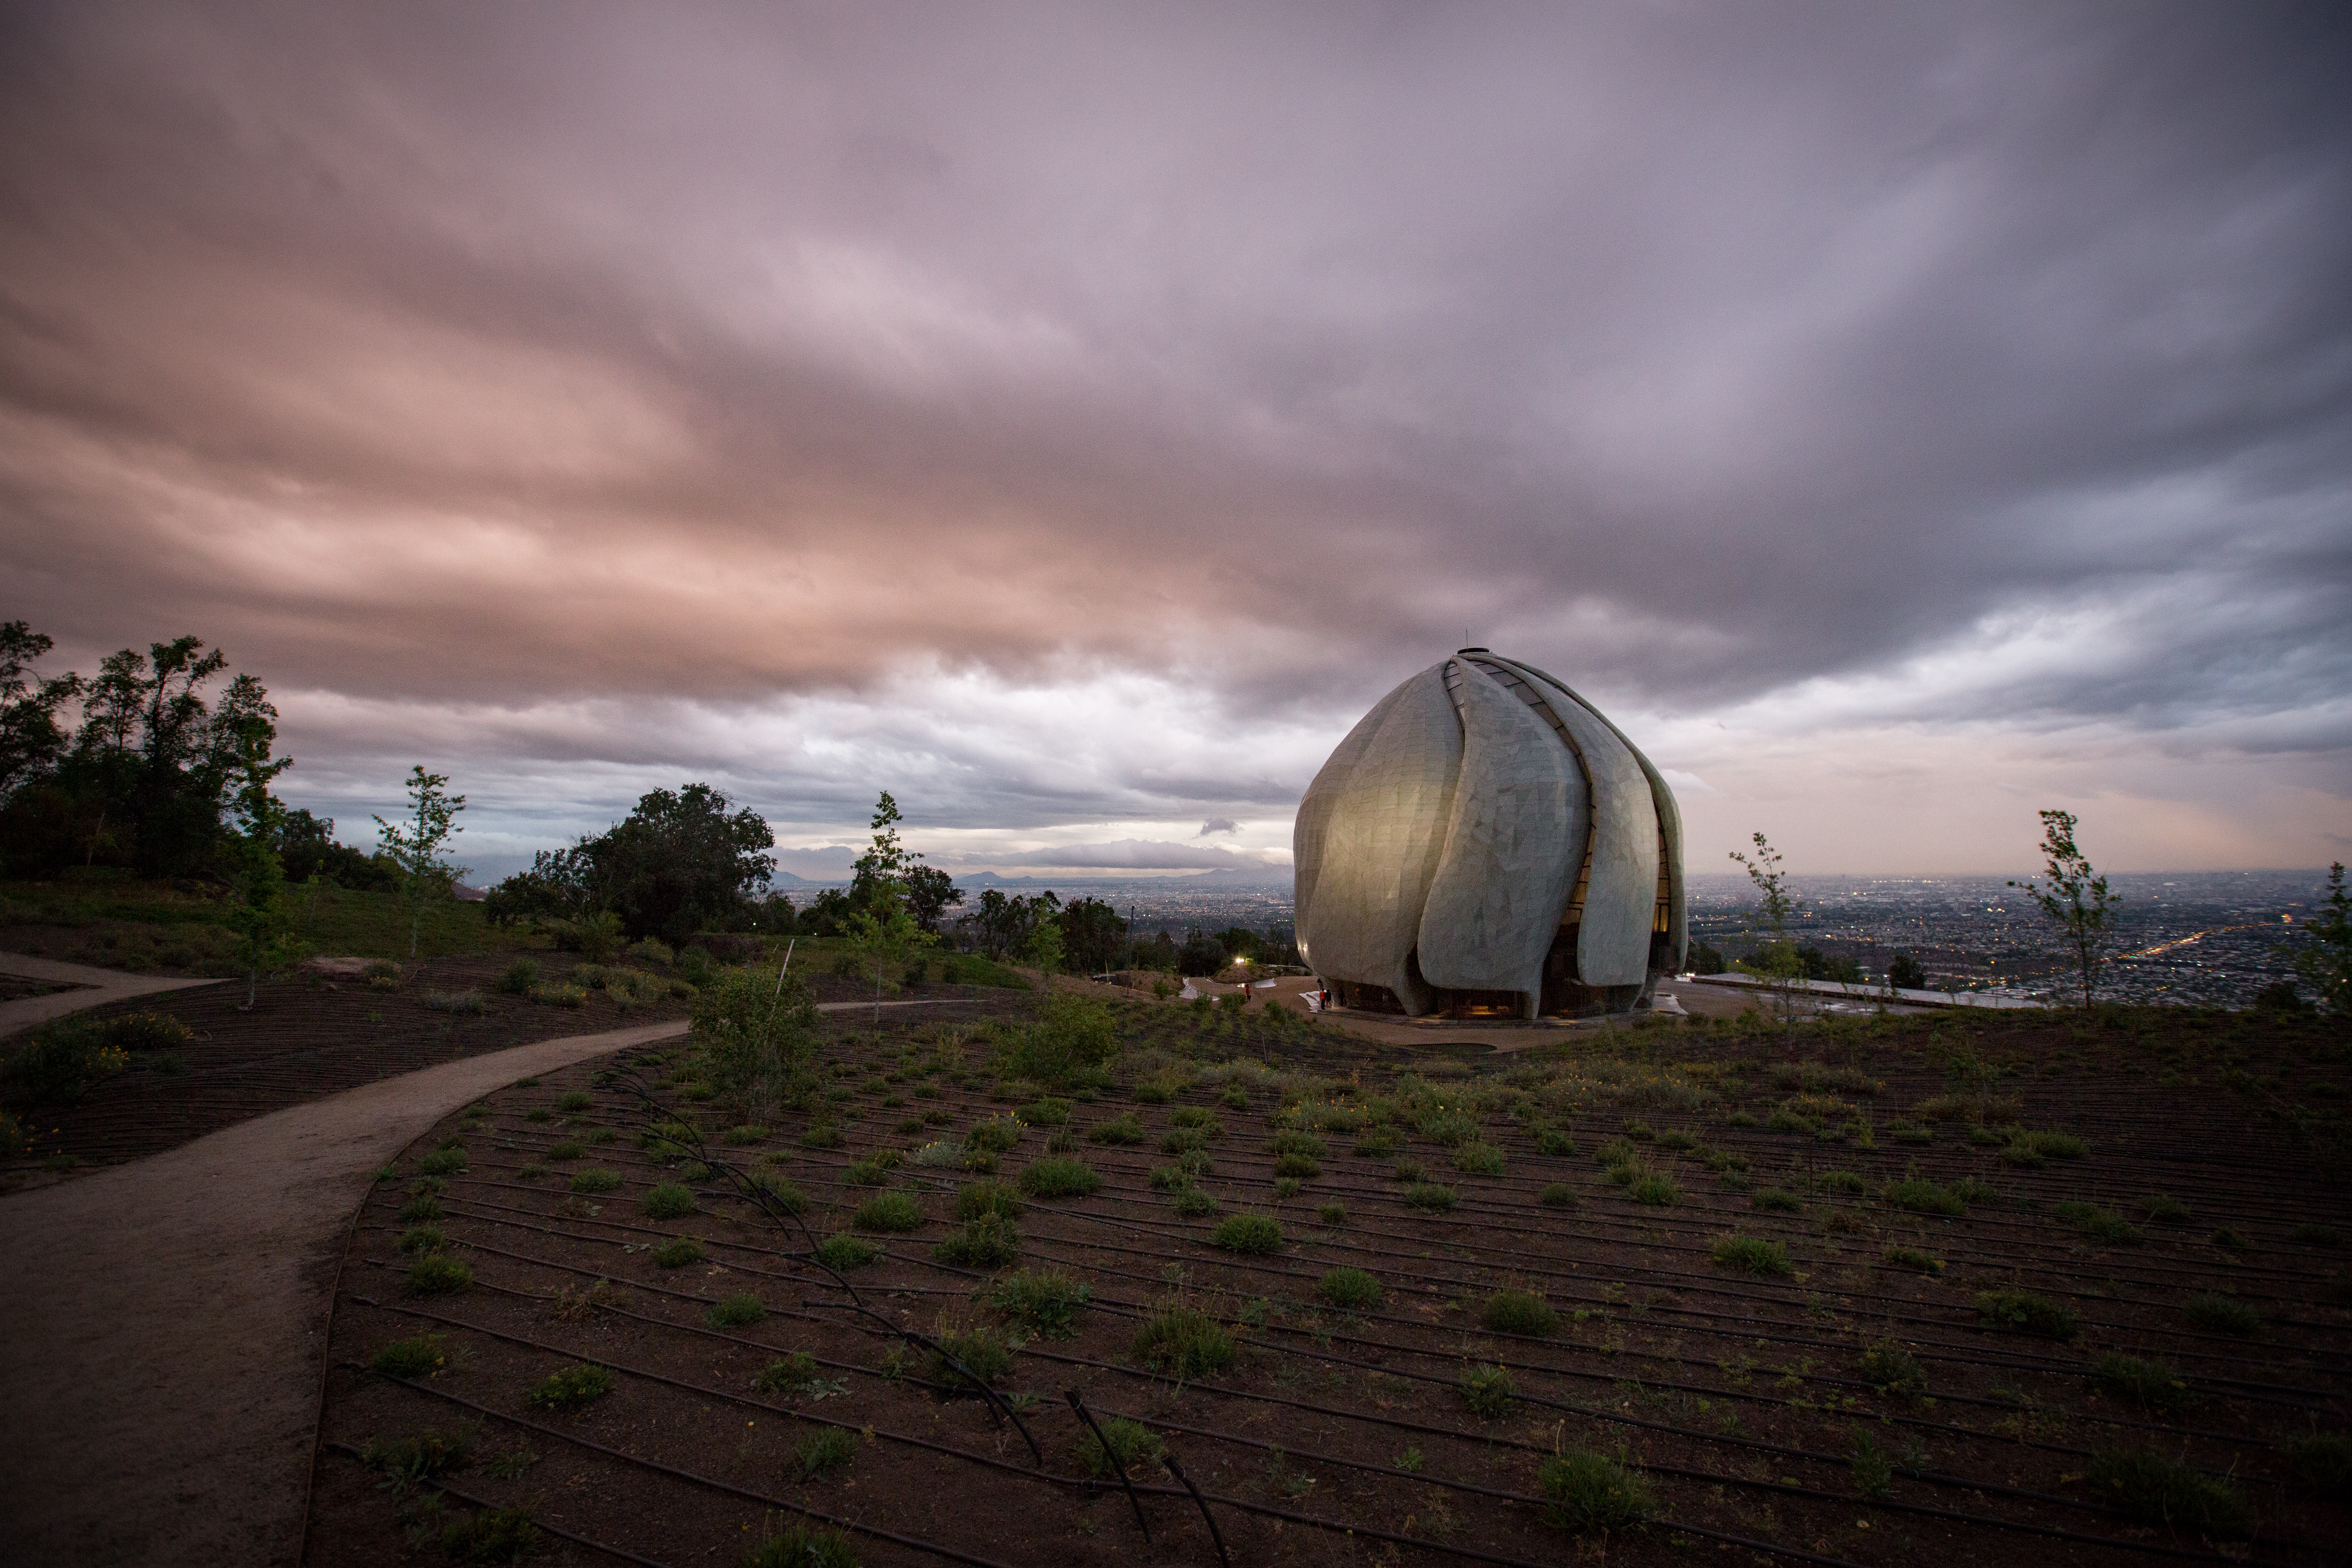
(318, 1441, 674, 1566)
(353, 1259, 2312, 1565)
(344, 1297, 1871, 1568)
(446, 1137, 2352, 1389)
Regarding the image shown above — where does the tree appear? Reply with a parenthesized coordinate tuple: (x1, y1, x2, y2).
(842, 791, 939, 1020)
(2009, 809, 2121, 1009)
(221, 717, 304, 1007)
(903, 863, 963, 933)
(1057, 897, 1127, 975)
(2292, 862, 2352, 1016)
(0, 631, 282, 878)
(1729, 832, 1805, 1011)
(1887, 953, 1928, 990)
(374, 767, 468, 960)
(1176, 927, 1227, 978)
(0, 621, 82, 798)
(585, 784, 774, 944)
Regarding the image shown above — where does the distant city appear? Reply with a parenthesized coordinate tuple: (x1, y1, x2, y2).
(869, 866, 2335, 1009)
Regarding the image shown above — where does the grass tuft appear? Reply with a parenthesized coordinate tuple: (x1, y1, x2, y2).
(1075, 1416, 1165, 1478)
(707, 1292, 766, 1327)
(1539, 1183, 1580, 1208)
(2091, 1353, 2189, 1417)
(1318, 1266, 1384, 1310)
(370, 1332, 449, 1379)
(993, 1269, 1092, 1336)
(641, 1182, 696, 1220)
(653, 1236, 704, 1269)
(851, 1191, 924, 1232)
(1482, 1288, 1558, 1336)
(748, 1522, 860, 1568)
(1710, 1235, 1793, 1276)
(1401, 1182, 1456, 1212)
(1017, 1158, 1102, 1199)
(1539, 1449, 1653, 1533)
(568, 1168, 623, 1194)
(1210, 1213, 1283, 1254)
(1974, 1288, 2078, 1339)
(404, 1255, 473, 1296)
(1133, 1306, 1235, 1379)
(1880, 1245, 1943, 1273)
(527, 1363, 615, 1410)
(1458, 1361, 1517, 1417)
(814, 1234, 880, 1270)
(2183, 1294, 2260, 1336)
(1858, 1342, 1927, 1397)
(2085, 1448, 2256, 1540)
(934, 1214, 1022, 1268)
(794, 1428, 858, 1481)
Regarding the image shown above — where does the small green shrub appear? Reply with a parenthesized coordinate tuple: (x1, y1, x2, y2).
(1089, 1113, 1145, 1145)
(370, 1332, 448, 1379)
(1533, 1128, 1577, 1157)
(528, 1363, 615, 1410)
(1818, 1170, 1865, 1195)
(641, 1182, 696, 1220)
(398, 1225, 447, 1256)
(1018, 1158, 1102, 1198)
(1392, 1157, 1425, 1183)
(967, 1114, 1026, 1153)
(1022, 1097, 1071, 1126)
(396, 1192, 443, 1223)
(1318, 1267, 1384, 1310)
(1317, 1201, 1347, 1225)
(929, 1327, 1011, 1390)
(419, 1147, 468, 1177)
(499, 958, 541, 993)
(751, 1174, 808, 1214)
(1172, 1187, 1219, 1218)
(1452, 1141, 1506, 1176)
(568, 1168, 623, 1194)
(994, 1269, 1092, 1336)
(815, 1234, 880, 1270)
(1402, 1182, 1456, 1212)
(935, 1214, 1022, 1268)
(1211, 1214, 1283, 1254)
(557, 1089, 592, 1113)
(1885, 1176, 1964, 1216)
(1075, 1416, 1164, 1478)
(1881, 1245, 1942, 1274)
(1751, 1188, 1803, 1213)
(1459, 1361, 1516, 1417)
(1711, 1235, 1793, 1276)
(1539, 1449, 1653, 1533)
(1266, 1129, 1325, 1158)
(794, 1427, 858, 1481)
(405, 1256, 473, 1296)
(1134, 1306, 1235, 1379)
(752, 1351, 824, 1396)
(2009, 1129, 2087, 1161)
(2138, 1192, 2189, 1224)
(653, 1237, 704, 1269)
(2053, 1200, 2142, 1245)
(1538, 1182, 1580, 1208)
(2092, 1353, 2189, 1417)
(956, 1180, 1024, 1222)
(1353, 1128, 1401, 1158)
(1272, 1151, 1322, 1179)
(799, 1123, 844, 1149)
(2184, 1294, 2259, 1336)
(360, 1425, 474, 1490)
(2085, 1448, 2255, 1539)
(852, 1191, 924, 1232)
(1483, 1288, 1558, 1336)
(1629, 1172, 1679, 1205)
(707, 1292, 766, 1327)
(748, 1522, 860, 1568)
(1858, 1342, 1926, 1396)
(2290, 1222, 2342, 1247)
(1975, 1289, 2078, 1339)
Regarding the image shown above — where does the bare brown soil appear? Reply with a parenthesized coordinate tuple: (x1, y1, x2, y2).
(2, 961, 1023, 1182)
(310, 1002, 2352, 1567)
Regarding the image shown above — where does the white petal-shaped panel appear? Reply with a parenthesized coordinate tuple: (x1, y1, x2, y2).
(1292, 663, 1460, 1011)
(1417, 661, 1582, 1005)
(1505, 658, 1686, 969)
(1482, 659, 1657, 986)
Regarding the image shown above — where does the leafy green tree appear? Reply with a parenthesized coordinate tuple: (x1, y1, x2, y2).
(1056, 898, 1127, 975)
(221, 721, 305, 1007)
(844, 791, 936, 1020)
(0, 621, 82, 797)
(1887, 953, 1928, 990)
(374, 767, 468, 960)
(1176, 927, 1226, 977)
(1730, 832, 1804, 1009)
(0, 631, 281, 877)
(586, 784, 773, 944)
(692, 965, 821, 1110)
(902, 863, 963, 933)
(2294, 863, 2352, 1016)
(2009, 809, 2121, 1008)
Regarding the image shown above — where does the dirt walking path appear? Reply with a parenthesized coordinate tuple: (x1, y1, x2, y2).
(0, 1019, 690, 1568)
(0, 994, 982, 1568)
(0, 952, 227, 1039)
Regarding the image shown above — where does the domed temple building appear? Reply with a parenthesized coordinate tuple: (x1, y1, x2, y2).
(1294, 650, 1686, 1019)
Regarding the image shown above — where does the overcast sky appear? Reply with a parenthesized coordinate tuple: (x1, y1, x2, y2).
(4, 1, 2348, 881)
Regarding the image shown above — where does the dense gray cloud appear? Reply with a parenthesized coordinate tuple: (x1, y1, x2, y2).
(2, 2, 2347, 871)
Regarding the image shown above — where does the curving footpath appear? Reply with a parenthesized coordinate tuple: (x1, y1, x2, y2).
(0, 952, 228, 1039)
(0, 1017, 693, 1568)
